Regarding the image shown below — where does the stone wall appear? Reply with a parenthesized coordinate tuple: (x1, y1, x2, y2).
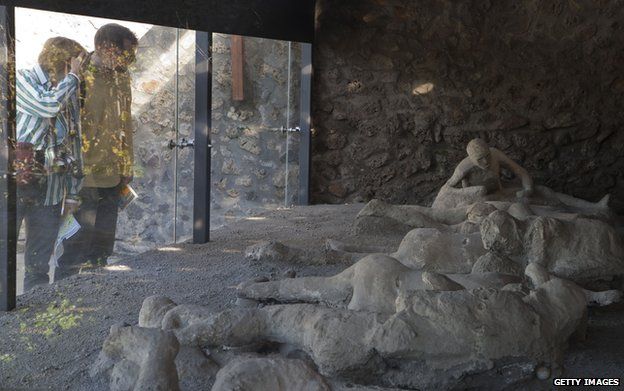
(311, 0, 624, 212)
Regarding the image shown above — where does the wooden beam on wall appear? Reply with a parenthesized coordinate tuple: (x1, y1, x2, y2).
(230, 35, 244, 101)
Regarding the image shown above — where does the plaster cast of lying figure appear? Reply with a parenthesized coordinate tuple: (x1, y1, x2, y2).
(159, 265, 589, 389)
(238, 253, 520, 313)
(350, 205, 624, 286)
(481, 210, 624, 286)
(434, 138, 610, 211)
(237, 253, 621, 313)
(355, 196, 607, 239)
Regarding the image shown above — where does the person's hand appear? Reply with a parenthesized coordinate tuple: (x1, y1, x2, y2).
(70, 53, 85, 76)
(120, 175, 133, 186)
(63, 198, 81, 215)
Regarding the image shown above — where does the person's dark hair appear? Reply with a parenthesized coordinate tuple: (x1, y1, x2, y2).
(38, 37, 86, 80)
(94, 23, 138, 50)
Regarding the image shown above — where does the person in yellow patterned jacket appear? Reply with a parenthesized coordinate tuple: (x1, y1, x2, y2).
(57, 23, 137, 278)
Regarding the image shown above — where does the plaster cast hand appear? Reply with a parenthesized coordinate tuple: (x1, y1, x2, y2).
(516, 188, 534, 199)
(492, 149, 534, 193)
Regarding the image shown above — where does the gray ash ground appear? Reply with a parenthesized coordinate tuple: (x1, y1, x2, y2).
(0, 204, 622, 390)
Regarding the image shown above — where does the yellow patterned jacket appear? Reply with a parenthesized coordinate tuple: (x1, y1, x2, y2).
(80, 56, 133, 188)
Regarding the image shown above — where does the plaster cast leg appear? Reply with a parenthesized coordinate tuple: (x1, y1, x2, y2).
(524, 262, 620, 307)
(238, 275, 353, 308)
(536, 185, 609, 210)
(359, 199, 467, 226)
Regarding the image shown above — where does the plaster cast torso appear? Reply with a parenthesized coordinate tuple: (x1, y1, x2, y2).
(447, 147, 536, 194)
(523, 216, 624, 283)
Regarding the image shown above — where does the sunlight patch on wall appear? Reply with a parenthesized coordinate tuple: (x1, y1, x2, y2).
(412, 82, 434, 95)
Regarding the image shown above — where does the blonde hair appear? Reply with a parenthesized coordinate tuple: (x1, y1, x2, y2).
(38, 37, 86, 81)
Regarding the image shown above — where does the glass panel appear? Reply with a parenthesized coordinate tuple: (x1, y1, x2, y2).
(13, 8, 191, 293)
(115, 23, 177, 256)
(285, 42, 302, 207)
(174, 28, 195, 243)
(211, 34, 302, 228)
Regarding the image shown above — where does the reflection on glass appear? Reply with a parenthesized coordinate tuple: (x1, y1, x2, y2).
(14, 8, 193, 294)
(0, 5, 11, 307)
(211, 34, 302, 229)
(173, 28, 195, 243)
(14, 34, 86, 292)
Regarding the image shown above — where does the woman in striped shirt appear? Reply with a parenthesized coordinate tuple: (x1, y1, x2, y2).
(16, 37, 86, 291)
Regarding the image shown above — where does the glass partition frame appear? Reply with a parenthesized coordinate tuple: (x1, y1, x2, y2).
(0, 4, 312, 310)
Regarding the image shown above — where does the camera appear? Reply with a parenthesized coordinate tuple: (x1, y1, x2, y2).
(46, 147, 83, 178)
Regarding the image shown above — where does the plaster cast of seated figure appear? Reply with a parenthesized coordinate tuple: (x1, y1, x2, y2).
(481, 210, 624, 286)
(433, 138, 610, 212)
(156, 266, 590, 389)
(445, 137, 534, 198)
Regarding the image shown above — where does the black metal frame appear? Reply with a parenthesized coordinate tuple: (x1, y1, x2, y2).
(0, 4, 16, 311)
(193, 32, 212, 244)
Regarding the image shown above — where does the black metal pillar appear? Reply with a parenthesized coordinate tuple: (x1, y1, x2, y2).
(0, 5, 16, 311)
(193, 31, 212, 243)
(298, 43, 312, 205)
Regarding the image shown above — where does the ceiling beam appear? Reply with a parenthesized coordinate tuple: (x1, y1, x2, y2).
(0, 0, 315, 42)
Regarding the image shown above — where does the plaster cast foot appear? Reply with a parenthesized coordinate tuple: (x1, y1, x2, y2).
(584, 289, 622, 306)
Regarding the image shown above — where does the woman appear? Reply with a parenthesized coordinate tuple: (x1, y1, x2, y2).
(15, 37, 86, 291)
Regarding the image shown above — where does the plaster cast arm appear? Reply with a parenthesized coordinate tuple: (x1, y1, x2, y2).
(492, 149, 534, 196)
(445, 157, 474, 188)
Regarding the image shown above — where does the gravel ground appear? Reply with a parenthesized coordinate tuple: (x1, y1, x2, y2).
(0, 203, 622, 390)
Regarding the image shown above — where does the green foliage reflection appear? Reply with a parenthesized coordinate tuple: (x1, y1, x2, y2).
(19, 298, 84, 338)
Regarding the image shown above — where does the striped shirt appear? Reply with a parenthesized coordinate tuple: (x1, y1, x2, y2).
(16, 64, 83, 206)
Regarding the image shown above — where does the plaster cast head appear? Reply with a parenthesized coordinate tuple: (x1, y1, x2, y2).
(466, 202, 498, 224)
(466, 138, 492, 170)
(479, 210, 524, 256)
